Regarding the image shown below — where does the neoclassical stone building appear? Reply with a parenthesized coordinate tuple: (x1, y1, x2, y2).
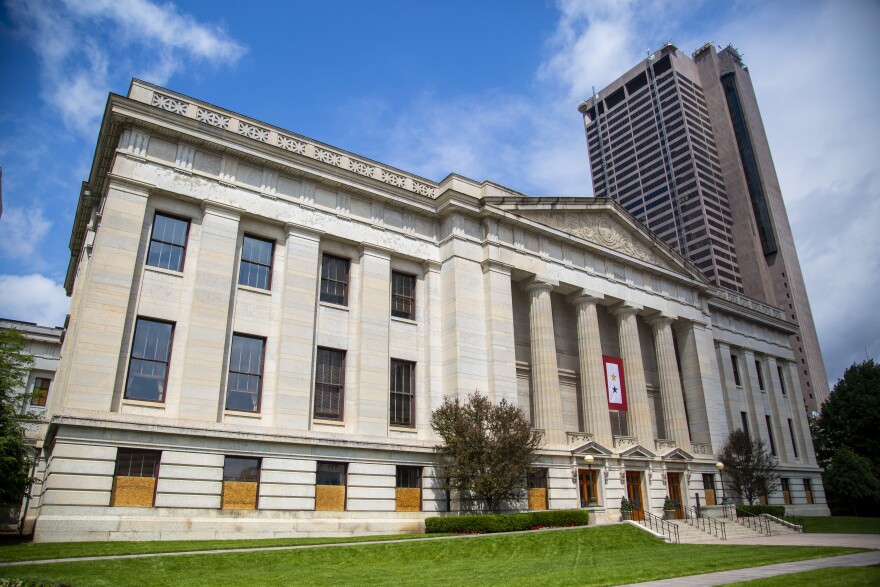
(30, 80, 827, 542)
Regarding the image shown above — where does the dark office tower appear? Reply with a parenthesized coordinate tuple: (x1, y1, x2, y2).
(579, 43, 830, 410)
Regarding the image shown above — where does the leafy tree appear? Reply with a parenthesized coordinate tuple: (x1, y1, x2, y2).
(812, 360, 880, 470)
(822, 447, 880, 516)
(431, 392, 542, 514)
(717, 429, 779, 505)
(0, 327, 35, 503)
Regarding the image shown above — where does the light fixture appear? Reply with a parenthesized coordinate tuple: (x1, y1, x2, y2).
(584, 455, 597, 507)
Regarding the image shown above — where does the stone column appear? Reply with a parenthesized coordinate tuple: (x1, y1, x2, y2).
(612, 304, 653, 447)
(674, 320, 728, 451)
(765, 357, 795, 463)
(570, 293, 612, 447)
(524, 278, 565, 445)
(649, 316, 690, 448)
(482, 260, 517, 405)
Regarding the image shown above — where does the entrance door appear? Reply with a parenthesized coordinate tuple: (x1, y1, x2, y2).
(667, 472, 684, 519)
(579, 470, 598, 507)
(625, 471, 644, 521)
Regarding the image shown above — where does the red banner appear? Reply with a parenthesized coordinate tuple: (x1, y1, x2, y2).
(603, 355, 627, 411)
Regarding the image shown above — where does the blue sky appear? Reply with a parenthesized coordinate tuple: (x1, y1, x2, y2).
(0, 0, 878, 390)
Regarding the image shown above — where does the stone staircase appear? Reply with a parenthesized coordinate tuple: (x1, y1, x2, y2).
(674, 513, 803, 544)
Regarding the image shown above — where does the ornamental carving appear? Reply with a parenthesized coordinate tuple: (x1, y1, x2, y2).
(690, 442, 709, 455)
(525, 212, 666, 268)
(349, 159, 375, 177)
(277, 135, 307, 155)
(196, 108, 229, 129)
(237, 121, 269, 143)
(151, 93, 189, 115)
(381, 170, 406, 188)
(313, 147, 342, 167)
(411, 180, 435, 198)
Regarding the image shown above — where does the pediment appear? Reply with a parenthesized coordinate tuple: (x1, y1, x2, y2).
(659, 447, 694, 461)
(571, 440, 613, 457)
(619, 444, 656, 459)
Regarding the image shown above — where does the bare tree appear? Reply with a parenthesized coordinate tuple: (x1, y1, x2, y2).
(431, 392, 542, 514)
(718, 429, 779, 505)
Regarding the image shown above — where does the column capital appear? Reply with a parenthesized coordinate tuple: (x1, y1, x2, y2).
(672, 317, 709, 333)
(422, 259, 442, 273)
(566, 288, 604, 307)
(480, 258, 513, 275)
(522, 275, 558, 294)
(284, 222, 322, 242)
(646, 313, 677, 329)
(611, 302, 642, 318)
(201, 199, 243, 221)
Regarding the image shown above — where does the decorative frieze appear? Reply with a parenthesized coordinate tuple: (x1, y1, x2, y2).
(690, 442, 709, 455)
(614, 436, 638, 448)
(655, 440, 677, 452)
(237, 121, 270, 143)
(196, 107, 230, 129)
(151, 93, 189, 115)
(277, 134, 307, 155)
(349, 159, 375, 177)
(411, 179, 435, 198)
(313, 147, 342, 167)
(381, 169, 406, 188)
(566, 432, 594, 445)
(711, 288, 786, 320)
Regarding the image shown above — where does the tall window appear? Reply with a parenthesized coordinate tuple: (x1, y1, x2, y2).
(787, 419, 799, 458)
(125, 318, 174, 402)
(610, 410, 629, 437)
(314, 348, 345, 419)
(239, 235, 274, 290)
(391, 271, 415, 320)
(803, 478, 814, 504)
(320, 254, 350, 305)
(702, 473, 717, 506)
(315, 462, 347, 511)
(390, 359, 415, 427)
(147, 213, 189, 272)
(755, 359, 765, 390)
(740, 412, 750, 439)
(765, 415, 777, 456)
(529, 468, 549, 510)
(777, 365, 787, 396)
(31, 377, 51, 407)
(222, 456, 260, 510)
(111, 448, 160, 507)
(731, 354, 742, 386)
(226, 334, 264, 412)
(781, 478, 791, 505)
(395, 466, 422, 512)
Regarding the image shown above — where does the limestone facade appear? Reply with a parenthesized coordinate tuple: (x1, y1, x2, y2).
(30, 80, 827, 542)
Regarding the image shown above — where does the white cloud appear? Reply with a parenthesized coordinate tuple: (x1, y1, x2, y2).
(0, 206, 52, 264)
(6, 0, 246, 135)
(0, 274, 69, 327)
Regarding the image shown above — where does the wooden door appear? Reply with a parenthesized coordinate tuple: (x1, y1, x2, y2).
(626, 471, 644, 521)
(667, 472, 684, 519)
(579, 470, 597, 507)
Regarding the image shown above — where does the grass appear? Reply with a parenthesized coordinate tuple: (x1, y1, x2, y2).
(0, 533, 447, 564)
(800, 516, 880, 534)
(726, 566, 880, 586)
(0, 525, 861, 587)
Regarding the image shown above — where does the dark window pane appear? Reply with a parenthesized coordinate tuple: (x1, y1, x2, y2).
(391, 272, 415, 320)
(115, 449, 160, 478)
(396, 466, 421, 488)
(316, 462, 346, 485)
(31, 377, 51, 407)
(390, 360, 414, 426)
(147, 214, 189, 272)
(320, 255, 350, 305)
(125, 319, 173, 402)
(315, 348, 345, 419)
(223, 457, 260, 482)
(226, 334, 264, 412)
(239, 235, 273, 289)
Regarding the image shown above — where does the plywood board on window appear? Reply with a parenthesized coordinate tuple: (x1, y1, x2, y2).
(111, 476, 156, 507)
(528, 488, 548, 511)
(395, 488, 421, 512)
(222, 481, 258, 510)
(315, 485, 345, 511)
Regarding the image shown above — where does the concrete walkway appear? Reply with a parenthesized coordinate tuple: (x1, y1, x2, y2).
(615, 550, 880, 586)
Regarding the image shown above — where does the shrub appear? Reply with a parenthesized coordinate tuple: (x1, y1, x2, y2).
(425, 510, 588, 534)
(738, 505, 785, 517)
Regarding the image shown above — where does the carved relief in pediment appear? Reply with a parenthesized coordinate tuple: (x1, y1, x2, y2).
(523, 212, 668, 269)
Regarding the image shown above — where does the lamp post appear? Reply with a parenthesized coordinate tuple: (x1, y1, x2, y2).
(584, 455, 597, 506)
(715, 461, 725, 505)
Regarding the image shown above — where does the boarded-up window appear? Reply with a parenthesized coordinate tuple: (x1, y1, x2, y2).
(111, 449, 160, 507)
(395, 466, 421, 512)
(803, 478, 814, 504)
(315, 462, 346, 511)
(781, 478, 791, 505)
(702, 473, 717, 506)
(221, 456, 260, 510)
(527, 468, 548, 511)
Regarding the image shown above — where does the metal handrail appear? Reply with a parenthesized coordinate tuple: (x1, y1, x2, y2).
(734, 506, 771, 536)
(721, 503, 737, 521)
(679, 503, 727, 540)
(762, 513, 804, 533)
(637, 508, 680, 544)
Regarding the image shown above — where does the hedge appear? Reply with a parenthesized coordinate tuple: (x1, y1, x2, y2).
(0, 580, 72, 587)
(737, 505, 785, 517)
(424, 509, 589, 534)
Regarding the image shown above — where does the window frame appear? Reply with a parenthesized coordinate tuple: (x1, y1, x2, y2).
(391, 271, 416, 320)
(389, 359, 415, 427)
(124, 317, 175, 403)
(238, 234, 275, 290)
(319, 254, 350, 306)
(114, 448, 161, 478)
(31, 377, 51, 407)
(314, 347, 346, 420)
(146, 211, 190, 273)
(777, 365, 787, 396)
(225, 333, 266, 413)
(787, 418, 799, 458)
(731, 354, 742, 386)
(396, 466, 422, 489)
(223, 456, 261, 483)
(316, 461, 347, 486)
(755, 359, 765, 390)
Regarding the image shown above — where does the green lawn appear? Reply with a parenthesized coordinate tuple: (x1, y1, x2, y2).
(0, 532, 445, 563)
(0, 525, 861, 587)
(801, 516, 880, 534)
(727, 566, 880, 586)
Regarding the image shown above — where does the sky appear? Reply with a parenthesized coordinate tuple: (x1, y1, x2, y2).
(0, 0, 878, 392)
